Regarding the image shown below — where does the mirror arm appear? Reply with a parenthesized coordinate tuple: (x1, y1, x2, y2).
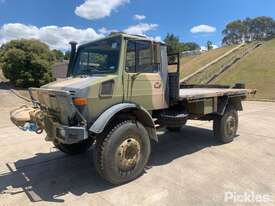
(67, 41, 78, 77)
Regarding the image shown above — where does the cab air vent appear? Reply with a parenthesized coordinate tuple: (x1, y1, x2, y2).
(100, 80, 114, 98)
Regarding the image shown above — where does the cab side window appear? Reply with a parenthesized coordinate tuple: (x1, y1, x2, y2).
(126, 40, 159, 73)
(126, 41, 136, 73)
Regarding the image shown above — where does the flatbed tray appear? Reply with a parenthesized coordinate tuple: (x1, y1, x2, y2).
(179, 88, 256, 101)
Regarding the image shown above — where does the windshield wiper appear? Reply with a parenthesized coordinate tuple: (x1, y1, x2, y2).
(81, 65, 101, 73)
(80, 67, 110, 75)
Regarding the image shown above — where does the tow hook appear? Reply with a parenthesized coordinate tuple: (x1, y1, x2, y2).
(36, 128, 44, 134)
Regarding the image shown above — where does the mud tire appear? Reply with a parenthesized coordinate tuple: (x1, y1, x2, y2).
(93, 120, 151, 185)
(213, 106, 238, 144)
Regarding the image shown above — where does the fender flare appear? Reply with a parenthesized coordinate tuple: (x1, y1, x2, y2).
(89, 103, 158, 141)
(217, 96, 243, 115)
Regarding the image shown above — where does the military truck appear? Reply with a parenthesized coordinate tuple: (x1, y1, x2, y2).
(10, 33, 256, 185)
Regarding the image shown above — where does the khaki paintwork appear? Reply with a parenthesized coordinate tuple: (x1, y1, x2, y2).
(28, 33, 253, 124)
(85, 75, 123, 121)
(124, 73, 167, 110)
(121, 36, 168, 111)
(39, 34, 167, 117)
(79, 34, 168, 121)
(39, 34, 168, 124)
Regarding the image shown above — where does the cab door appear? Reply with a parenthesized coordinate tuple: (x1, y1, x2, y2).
(124, 40, 167, 110)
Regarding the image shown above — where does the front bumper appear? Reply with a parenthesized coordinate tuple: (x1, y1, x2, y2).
(29, 87, 88, 144)
(44, 120, 88, 145)
(55, 125, 88, 144)
(44, 117, 88, 144)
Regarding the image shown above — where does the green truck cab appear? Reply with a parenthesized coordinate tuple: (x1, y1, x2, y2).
(10, 33, 256, 184)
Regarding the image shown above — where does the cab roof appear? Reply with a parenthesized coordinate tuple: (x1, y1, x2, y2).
(78, 32, 166, 49)
(115, 32, 165, 44)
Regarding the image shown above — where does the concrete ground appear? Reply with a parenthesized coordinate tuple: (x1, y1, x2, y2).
(0, 87, 274, 206)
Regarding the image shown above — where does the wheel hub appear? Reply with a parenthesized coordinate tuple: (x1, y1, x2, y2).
(116, 137, 141, 172)
(225, 116, 236, 137)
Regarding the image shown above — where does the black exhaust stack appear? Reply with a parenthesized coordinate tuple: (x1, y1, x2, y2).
(67, 41, 78, 77)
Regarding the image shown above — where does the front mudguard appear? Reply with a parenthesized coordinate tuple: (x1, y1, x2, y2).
(89, 103, 158, 142)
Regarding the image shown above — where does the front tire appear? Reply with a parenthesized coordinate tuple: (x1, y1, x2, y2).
(93, 120, 151, 185)
(54, 139, 92, 155)
(213, 106, 238, 144)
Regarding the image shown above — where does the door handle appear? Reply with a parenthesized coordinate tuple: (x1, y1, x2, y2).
(154, 82, 162, 89)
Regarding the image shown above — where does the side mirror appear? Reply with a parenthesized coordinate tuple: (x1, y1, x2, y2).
(67, 41, 78, 77)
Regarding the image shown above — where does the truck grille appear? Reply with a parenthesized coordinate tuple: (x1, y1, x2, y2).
(69, 91, 76, 96)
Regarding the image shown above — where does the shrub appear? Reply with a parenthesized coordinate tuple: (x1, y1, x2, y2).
(0, 39, 54, 87)
(52, 49, 64, 62)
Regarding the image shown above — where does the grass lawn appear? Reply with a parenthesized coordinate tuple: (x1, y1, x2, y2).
(180, 45, 236, 79)
(216, 39, 275, 100)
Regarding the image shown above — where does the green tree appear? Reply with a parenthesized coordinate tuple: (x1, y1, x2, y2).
(52, 49, 64, 62)
(250, 16, 274, 40)
(222, 20, 245, 45)
(64, 50, 71, 60)
(0, 39, 54, 87)
(222, 16, 275, 45)
(207, 41, 213, 50)
(184, 42, 200, 51)
(164, 34, 200, 53)
(164, 33, 186, 54)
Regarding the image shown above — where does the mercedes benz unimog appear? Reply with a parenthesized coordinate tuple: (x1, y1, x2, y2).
(10, 33, 256, 185)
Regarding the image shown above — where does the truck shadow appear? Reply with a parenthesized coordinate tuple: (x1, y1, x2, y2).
(0, 125, 220, 203)
(149, 125, 219, 166)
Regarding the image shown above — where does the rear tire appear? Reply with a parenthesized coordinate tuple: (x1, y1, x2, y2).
(54, 139, 92, 155)
(93, 120, 151, 185)
(213, 106, 238, 144)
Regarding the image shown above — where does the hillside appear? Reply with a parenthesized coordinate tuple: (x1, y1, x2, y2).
(215, 39, 275, 100)
(180, 45, 236, 78)
(184, 42, 262, 85)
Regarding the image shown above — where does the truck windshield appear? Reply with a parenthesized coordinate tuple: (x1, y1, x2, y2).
(73, 37, 121, 75)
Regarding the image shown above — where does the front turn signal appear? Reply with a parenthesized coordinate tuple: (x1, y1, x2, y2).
(73, 97, 88, 106)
